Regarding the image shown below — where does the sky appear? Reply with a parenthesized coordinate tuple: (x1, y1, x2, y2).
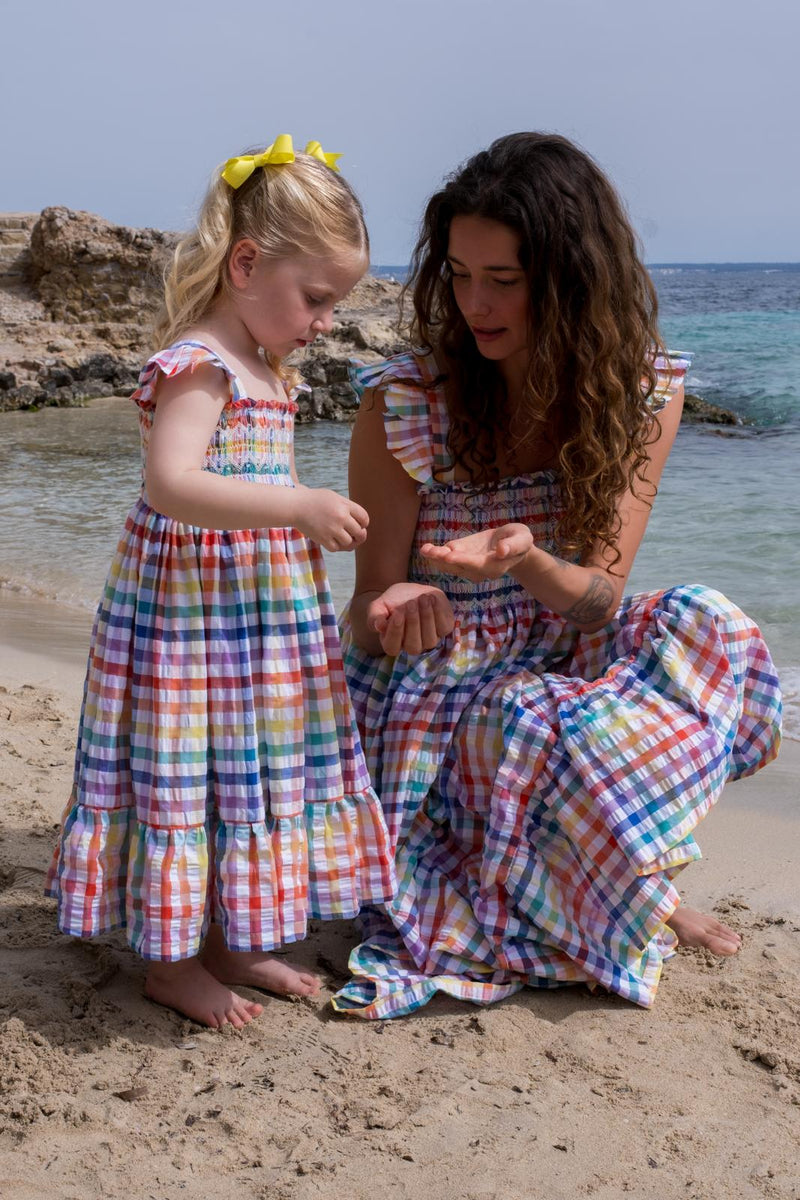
(2, 0, 798, 263)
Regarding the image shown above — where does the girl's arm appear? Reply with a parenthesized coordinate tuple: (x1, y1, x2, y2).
(348, 387, 454, 656)
(144, 365, 368, 550)
(423, 389, 684, 633)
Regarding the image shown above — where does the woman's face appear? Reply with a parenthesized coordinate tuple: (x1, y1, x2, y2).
(447, 215, 530, 374)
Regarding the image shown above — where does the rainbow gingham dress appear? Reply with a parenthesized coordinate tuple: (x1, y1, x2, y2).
(330, 350, 782, 1019)
(46, 341, 396, 962)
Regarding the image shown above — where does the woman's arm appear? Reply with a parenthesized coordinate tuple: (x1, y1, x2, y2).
(145, 366, 367, 550)
(348, 387, 454, 655)
(514, 390, 684, 630)
(423, 390, 685, 633)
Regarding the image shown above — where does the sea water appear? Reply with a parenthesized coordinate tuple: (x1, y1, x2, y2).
(1, 265, 798, 734)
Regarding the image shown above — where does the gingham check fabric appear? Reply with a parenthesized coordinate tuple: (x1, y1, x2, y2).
(331, 352, 781, 1019)
(47, 342, 396, 961)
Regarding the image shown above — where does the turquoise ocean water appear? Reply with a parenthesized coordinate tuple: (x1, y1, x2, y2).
(1, 264, 798, 734)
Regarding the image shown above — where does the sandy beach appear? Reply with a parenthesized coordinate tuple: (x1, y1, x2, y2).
(0, 608, 797, 1200)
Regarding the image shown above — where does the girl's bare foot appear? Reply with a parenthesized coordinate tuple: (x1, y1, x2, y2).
(145, 957, 264, 1028)
(202, 924, 320, 997)
(666, 905, 742, 956)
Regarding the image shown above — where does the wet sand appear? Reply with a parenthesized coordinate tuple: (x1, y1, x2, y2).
(1, 617, 798, 1200)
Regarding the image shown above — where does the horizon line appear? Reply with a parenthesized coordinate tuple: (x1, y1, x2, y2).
(370, 260, 800, 267)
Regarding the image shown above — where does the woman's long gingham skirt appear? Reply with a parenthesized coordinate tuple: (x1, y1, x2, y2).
(332, 585, 781, 1018)
(46, 498, 396, 961)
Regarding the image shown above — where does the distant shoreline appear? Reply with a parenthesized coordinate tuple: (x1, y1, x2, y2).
(647, 261, 800, 269)
(372, 261, 800, 272)
(370, 261, 800, 285)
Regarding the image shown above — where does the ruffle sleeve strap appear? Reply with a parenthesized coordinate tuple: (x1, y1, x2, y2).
(647, 350, 693, 412)
(349, 351, 444, 486)
(132, 340, 247, 412)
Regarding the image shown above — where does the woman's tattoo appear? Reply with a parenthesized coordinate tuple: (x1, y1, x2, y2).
(564, 574, 614, 623)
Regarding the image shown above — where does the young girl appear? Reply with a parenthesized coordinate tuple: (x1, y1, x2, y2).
(331, 132, 782, 1020)
(46, 136, 396, 1029)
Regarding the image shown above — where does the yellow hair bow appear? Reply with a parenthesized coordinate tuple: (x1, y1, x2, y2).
(304, 140, 342, 172)
(221, 134, 296, 189)
(221, 135, 343, 188)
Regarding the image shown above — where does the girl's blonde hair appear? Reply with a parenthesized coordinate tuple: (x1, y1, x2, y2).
(152, 151, 369, 382)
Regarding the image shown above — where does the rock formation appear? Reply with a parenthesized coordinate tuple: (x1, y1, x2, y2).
(0, 207, 406, 419)
(29, 206, 175, 324)
(0, 208, 742, 426)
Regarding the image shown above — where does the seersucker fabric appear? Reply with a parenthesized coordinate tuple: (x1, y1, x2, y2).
(46, 340, 396, 961)
(331, 349, 782, 1019)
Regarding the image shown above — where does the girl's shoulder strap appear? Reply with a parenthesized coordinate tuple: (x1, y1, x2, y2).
(132, 340, 248, 410)
(647, 349, 693, 412)
(349, 349, 450, 486)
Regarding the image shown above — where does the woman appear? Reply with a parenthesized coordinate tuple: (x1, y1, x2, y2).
(331, 133, 781, 1019)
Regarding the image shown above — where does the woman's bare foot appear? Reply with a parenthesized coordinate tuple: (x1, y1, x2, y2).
(144, 957, 264, 1028)
(667, 905, 742, 956)
(202, 924, 320, 997)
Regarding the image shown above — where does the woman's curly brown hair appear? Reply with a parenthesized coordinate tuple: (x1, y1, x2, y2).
(405, 132, 667, 565)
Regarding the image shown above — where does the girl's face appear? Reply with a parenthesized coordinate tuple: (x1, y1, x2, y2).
(231, 244, 366, 358)
(447, 215, 530, 374)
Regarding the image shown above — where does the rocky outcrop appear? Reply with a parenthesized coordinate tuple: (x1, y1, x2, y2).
(0, 207, 406, 417)
(0, 208, 162, 411)
(0, 207, 746, 427)
(0, 213, 36, 288)
(682, 392, 745, 426)
(29, 206, 176, 324)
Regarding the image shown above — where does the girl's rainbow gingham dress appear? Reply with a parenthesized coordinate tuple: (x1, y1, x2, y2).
(331, 350, 782, 1020)
(46, 341, 396, 961)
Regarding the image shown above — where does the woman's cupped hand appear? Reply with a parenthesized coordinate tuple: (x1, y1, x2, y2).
(367, 582, 455, 656)
(420, 524, 533, 583)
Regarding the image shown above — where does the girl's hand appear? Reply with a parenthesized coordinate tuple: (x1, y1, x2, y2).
(421, 524, 534, 582)
(367, 583, 455, 656)
(294, 487, 369, 552)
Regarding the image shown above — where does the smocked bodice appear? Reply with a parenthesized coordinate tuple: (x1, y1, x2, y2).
(132, 340, 300, 489)
(411, 472, 564, 611)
